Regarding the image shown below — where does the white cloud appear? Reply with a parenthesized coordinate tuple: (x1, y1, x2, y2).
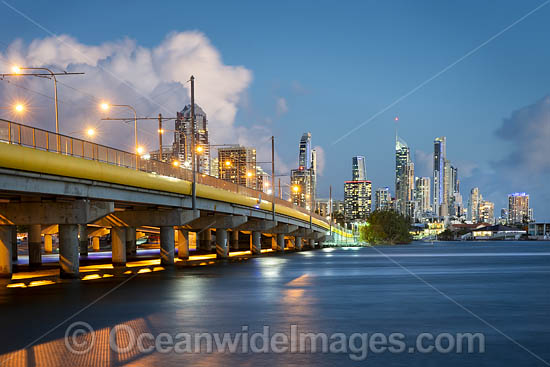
(276, 97, 288, 115)
(0, 32, 253, 152)
(313, 145, 325, 176)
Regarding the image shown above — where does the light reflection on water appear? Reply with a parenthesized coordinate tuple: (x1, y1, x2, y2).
(0, 241, 549, 366)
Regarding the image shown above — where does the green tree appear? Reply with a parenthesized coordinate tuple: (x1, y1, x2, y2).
(360, 210, 412, 245)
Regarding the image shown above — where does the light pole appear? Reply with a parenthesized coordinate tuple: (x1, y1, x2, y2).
(190, 75, 197, 213)
(100, 102, 139, 167)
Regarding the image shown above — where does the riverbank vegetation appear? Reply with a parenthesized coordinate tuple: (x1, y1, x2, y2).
(360, 210, 412, 245)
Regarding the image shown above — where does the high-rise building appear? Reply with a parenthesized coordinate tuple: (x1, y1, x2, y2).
(344, 180, 372, 222)
(499, 208, 508, 225)
(479, 200, 495, 224)
(508, 193, 530, 224)
(218, 146, 257, 189)
(468, 187, 482, 223)
(395, 136, 413, 215)
(415, 177, 431, 216)
(352, 156, 367, 181)
(375, 187, 392, 211)
(433, 136, 446, 217)
(291, 133, 316, 210)
(173, 104, 210, 174)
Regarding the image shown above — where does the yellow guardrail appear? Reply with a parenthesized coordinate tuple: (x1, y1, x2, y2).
(0, 119, 353, 237)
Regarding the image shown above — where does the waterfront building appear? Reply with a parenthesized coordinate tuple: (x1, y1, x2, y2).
(433, 136, 446, 217)
(508, 193, 530, 224)
(479, 200, 495, 224)
(173, 104, 210, 175)
(344, 180, 372, 222)
(375, 187, 392, 211)
(290, 133, 316, 210)
(218, 146, 257, 189)
(468, 187, 482, 223)
(352, 156, 367, 181)
(415, 177, 431, 217)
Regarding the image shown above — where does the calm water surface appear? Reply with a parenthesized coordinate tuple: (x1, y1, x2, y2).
(1, 241, 549, 366)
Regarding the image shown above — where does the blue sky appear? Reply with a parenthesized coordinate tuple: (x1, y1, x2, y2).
(1, 0, 549, 219)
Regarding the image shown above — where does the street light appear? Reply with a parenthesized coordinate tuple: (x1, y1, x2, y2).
(86, 128, 95, 137)
(0, 103, 25, 113)
(100, 102, 139, 167)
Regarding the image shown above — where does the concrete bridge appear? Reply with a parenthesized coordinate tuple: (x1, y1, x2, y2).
(0, 119, 352, 278)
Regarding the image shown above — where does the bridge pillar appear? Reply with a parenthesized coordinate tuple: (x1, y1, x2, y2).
(11, 226, 17, 262)
(0, 226, 13, 278)
(216, 229, 229, 259)
(275, 234, 285, 252)
(59, 224, 79, 278)
(44, 234, 53, 253)
(177, 228, 189, 260)
(78, 225, 88, 256)
(111, 227, 126, 266)
(309, 238, 315, 249)
(160, 226, 175, 265)
(126, 227, 136, 258)
(199, 229, 212, 252)
(92, 236, 100, 251)
(28, 224, 42, 267)
(230, 230, 239, 251)
(250, 231, 261, 255)
(295, 236, 303, 251)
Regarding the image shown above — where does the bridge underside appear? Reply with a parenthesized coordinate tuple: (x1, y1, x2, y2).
(0, 167, 330, 279)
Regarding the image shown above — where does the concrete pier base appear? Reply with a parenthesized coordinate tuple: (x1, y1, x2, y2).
(230, 230, 239, 251)
(250, 231, 261, 255)
(309, 239, 315, 249)
(92, 236, 100, 251)
(275, 234, 285, 252)
(199, 229, 212, 252)
(126, 227, 136, 258)
(28, 224, 42, 267)
(10, 226, 17, 262)
(0, 226, 13, 278)
(295, 236, 302, 251)
(160, 226, 175, 265)
(216, 229, 228, 259)
(78, 225, 88, 256)
(177, 228, 189, 260)
(59, 224, 79, 278)
(44, 234, 53, 253)
(111, 227, 126, 266)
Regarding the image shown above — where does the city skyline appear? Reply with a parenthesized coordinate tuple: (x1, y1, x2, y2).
(0, 1, 549, 219)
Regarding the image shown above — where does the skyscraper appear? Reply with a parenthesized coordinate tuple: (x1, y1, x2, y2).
(375, 187, 392, 211)
(291, 133, 316, 210)
(344, 180, 372, 222)
(479, 200, 495, 224)
(433, 136, 446, 217)
(415, 177, 431, 216)
(173, 104, 210, 174)
(468, 187, 482, 223)
(352, 156, 367, 181)
(218, 146, 257, 189)
(395, 135, 413, 215)
(508, 193, 530, 224)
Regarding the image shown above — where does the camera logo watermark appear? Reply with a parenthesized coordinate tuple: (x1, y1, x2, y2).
(64, 322, 485, 361)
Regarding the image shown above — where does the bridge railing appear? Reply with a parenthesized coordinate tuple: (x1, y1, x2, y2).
(0, 119, 331, 225)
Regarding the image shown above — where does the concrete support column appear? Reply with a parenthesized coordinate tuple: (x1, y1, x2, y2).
(160, 226, 175, 265)
(199, 229, 212, 252)
(309, 238, 315, 249)
(58, 224, 79, 278)
(28, 224, 42, 267)
(126, 227, 136, 258)
(10, 226, 17, 262)
(78, 225, 88, 256)
(275, 234, 285, 252)
(250, 231, 261, 255)
(230, 230, 239, 251)
(92, 236, 100, 251)
(295, 236, 303, 251)
(271, 235, 278, 251)
(0, 226, 13, 278)
(177, 228, 189, 260)
(44, 234, 53, 253)
(216, 229, 229, 259)
(111, 227, 126, 266)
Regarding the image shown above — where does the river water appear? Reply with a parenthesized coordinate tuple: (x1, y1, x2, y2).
(1, 241, 549, 366)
